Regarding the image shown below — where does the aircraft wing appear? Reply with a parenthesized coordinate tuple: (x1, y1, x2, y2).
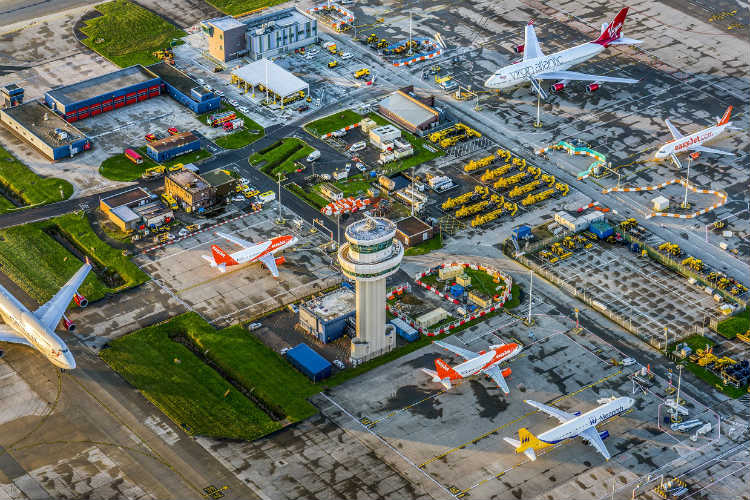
(533, 70, 638, 84)
(579, 426, 611, 460)
(258, 252, 279, 278)
(34, 260, 92, 331)
(664, 119, 684, 139)
(483, 364, 510, 395)
(434, 340, 479, 360)
(688, 145, 735, 156)
(525, 400, 577, 423)
(523, 23, 544, 60)
(217, 231, 254, 248)
(0, 325, 32, 346)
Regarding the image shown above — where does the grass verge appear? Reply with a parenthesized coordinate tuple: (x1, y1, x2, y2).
(204, 0, 284, 16)
(98, 149, 158, 181)
(674, 335, 745, 398)
(0, 212, 149, 303)
(80, 0, 186, 68)
(287, 182, 328, 209)
(304, 109, 363, 137)
(0, 145, 73, 213)
(717, 309, 749, 339)
(404, 236, 443, 256)
(251, 138, 313, 177)
(100, 313, 282, 440)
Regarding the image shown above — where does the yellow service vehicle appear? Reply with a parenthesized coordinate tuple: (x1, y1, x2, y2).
(354, 68, 371, 79)
(328, 60, 338, 68)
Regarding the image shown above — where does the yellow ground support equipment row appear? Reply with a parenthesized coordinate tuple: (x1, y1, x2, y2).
(526, 165, 542, 178)
(463, 154, 496, 173)
(508, 179, 541, 198)
(493, 171, 529, 189)
(521, 188, 554, 206)
(354, 68, 370, 79)
(541, 173, 555, 186)
(555, 182, 570, 196)
(658, 242, 682, 256)
(682, 256, 704, 272)
(456, 199, 489, 218)
(441, 185, 488, 210)
(620, 218, 638, 231)
(496, 148, 512, 162)
(512, 156, 526, 168)
(480, 163, 512, 182)
(471, 207, 504, 227)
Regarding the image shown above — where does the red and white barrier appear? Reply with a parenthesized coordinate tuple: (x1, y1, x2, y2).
(388, 261, 513, 337)
(602, 179, 727, 219)
(321, 121, 360, 139)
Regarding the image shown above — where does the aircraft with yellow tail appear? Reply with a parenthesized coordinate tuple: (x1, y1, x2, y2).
(504, 396, 634, 461)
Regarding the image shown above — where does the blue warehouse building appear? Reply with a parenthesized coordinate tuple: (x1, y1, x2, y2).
(146, 131, 201, 162)
(2, 63, 220, 161)
(298, 287, 356, 344)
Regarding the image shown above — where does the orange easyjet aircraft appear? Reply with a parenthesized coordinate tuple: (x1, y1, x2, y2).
(202, 232, 297, 277)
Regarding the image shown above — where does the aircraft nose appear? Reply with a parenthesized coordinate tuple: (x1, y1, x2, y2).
(62, 352, 76, 370)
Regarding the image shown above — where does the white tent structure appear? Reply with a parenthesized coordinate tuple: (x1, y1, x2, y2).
(231, 59, 309, 105)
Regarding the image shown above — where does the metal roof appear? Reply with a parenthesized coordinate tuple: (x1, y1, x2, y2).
(232, 59, 308, 97)
(1, 100, 86, 148)
(303, 288, 355, 321)
(147, 131, 199, 153)
(379, 91, 438, 127)
(100, 187, 151, 209)
(205, 16, 244, 31)
(46, 65, 156, 106)
(345, 217, 396, 241)
(396, 216, 431, 236)
(111, 205, 140, 223)
(201, 168, 234, 187)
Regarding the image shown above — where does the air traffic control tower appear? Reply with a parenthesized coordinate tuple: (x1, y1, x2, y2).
(338, 217, 404, 364)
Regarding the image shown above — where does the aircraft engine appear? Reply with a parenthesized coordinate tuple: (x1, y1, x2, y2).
(586, 82, 602, 93)
(62, 315, 76, 332)
(514, 44, 525, 54)
(275, 256, 286, 266)
(551, 81, 568, 92)
(73, 293, 88, 307)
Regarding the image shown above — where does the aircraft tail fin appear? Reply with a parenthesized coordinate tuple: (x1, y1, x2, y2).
(718, 106, 733, 125)
(435, 358, 461, 380)
(514, 427, 549, 460)
(593, 7, 630, 46)
(210, 245, 239, 267)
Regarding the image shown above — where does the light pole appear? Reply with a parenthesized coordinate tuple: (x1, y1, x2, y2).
(276, 172, 283, 223)
(682, 154, 695, 209)
(533, 90, 542, 128)
(527, 270, 533, 324)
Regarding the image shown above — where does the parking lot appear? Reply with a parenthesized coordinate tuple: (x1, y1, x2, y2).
(135, 204, 341, 327)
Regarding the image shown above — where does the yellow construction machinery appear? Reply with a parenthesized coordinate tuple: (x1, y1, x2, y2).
(160, 193, 178, 211)
(620, 218, 638, 231)
(504, 201, 518, 216)
(555, 182, 570, 196)
(496, 148, 512, 162)
(508, 180, 541, 198)
(471, 207, 504, 227)
(429, 126, 457, 143)
(493, 171, 528, 189)
(366, 33, 378, 44)
(541, 173, 555, 186)
(440, 134, 466, 148)
(682, 256, 704, 272)
(377, 39, 388, 49)
(512, 156, 526, 168)
(521, 188, 554, 206)
(168, 163, 183, 172)
(658, 242, 682, 256)
(435, 74, 452, 85)
(456, 199, 489, 218)
(464, 154, 496, 173)
(142, 165, 166, 179)
(526, 166, 541, 178)
(456, 123, 481, 138)
(328, 60, 338, 68)
(441, 185, 488, 210)
(354, 68, 371, 79)
(480, 163, 512, 182)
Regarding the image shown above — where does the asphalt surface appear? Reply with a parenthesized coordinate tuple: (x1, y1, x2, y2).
(0, 0, 99, 26)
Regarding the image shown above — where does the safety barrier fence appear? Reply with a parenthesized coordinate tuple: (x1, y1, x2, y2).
(602, 179, 727, 219)
(536, 141, 606, 180)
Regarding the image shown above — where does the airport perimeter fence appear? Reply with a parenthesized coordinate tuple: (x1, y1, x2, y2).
(506, 240, 697, 349)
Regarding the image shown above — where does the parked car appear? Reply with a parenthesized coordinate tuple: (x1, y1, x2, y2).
(197, 78, 205, 84)
(288, 304, 299, 313)
(248, 322, 262, 331)
(622, 357, 637, 366)
(333, 359, 345, 369)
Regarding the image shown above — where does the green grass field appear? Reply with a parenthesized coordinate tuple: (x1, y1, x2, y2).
(464, 268, 507, 298)
(204, 0, 285, 16)
(673, 335, 745, 398)
(288, 182, 328, 209)
(0, 145, 73, 213)
(304, 110, 363, 137)
(80, 0, 186, 68)
(99, 146, 211, 181)
(250, 138, 314, 177)
(100, 313, 282, 440)
(366, 113, 444, 173)
(404, 236, 443, 256)
(717, 309, 749, 339)
(0, 212, 149, 304)
(201, 103, 264, 150)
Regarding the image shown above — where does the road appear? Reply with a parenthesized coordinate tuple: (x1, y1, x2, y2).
(0, 0, 99, 26)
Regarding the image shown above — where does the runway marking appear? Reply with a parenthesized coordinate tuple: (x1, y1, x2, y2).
(418, 369, 623, 468)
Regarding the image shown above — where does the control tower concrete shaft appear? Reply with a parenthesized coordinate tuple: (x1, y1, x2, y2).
(337, 217, 404, 364)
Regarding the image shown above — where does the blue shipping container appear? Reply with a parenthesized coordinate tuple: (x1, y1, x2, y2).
(285, 344, 332, 381)
(390, 318, 419, 342)
(449, 284, 464, 297)
(513, 225, 532, 239)
(590, 221, 614, 240)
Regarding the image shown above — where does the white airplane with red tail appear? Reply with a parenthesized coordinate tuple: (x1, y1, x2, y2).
(422, 340, 522, 395)
(484, 8, 641, 98)
(202, 232, 297, 277)
(654, 106, 736, 167)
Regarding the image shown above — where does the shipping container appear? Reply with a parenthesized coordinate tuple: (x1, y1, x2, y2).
(590, 221, 614, 240)
(390, 318, 419, 342)
(124, 148, 143, 164)
(285, 344, 332, 381)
